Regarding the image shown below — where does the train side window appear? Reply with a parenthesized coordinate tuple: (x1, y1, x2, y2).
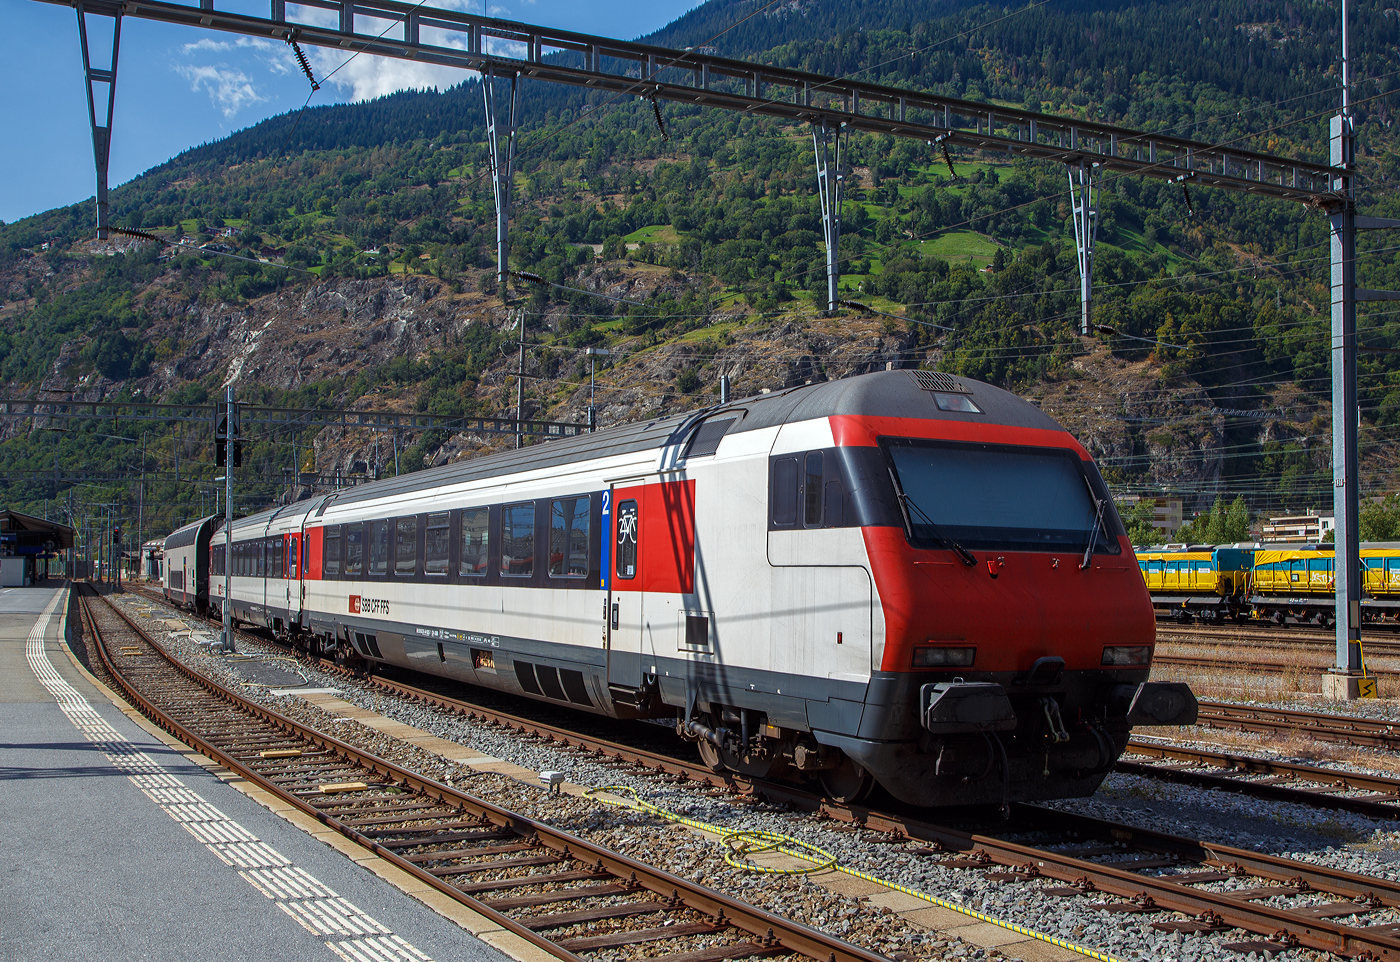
(460, 508, 489, 577)
(549, 496, 590, 578)
(501, 503, 535, 577)
(824, 479, 844, 527)
(212, 545, 224, 577)
(273, 538, 284, 579)
(615, 500, 638, 579)
(289, 538, 298, 579)
(425, 512, 450, 576)
(803, 452, 824, 527)
(345, 523, 364, 576)
(256, 540, 267, 578)
(772, 458, 798, 525)
(324, 527, 341, 577)
(395, 517, 418, 576)
(368, 520, 389, 576)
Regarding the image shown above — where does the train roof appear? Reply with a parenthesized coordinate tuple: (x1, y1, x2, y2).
(164, 515, 218, 549)
(304, 370, 1064, 512)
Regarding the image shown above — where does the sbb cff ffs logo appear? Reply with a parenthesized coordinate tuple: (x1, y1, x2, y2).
(349, 595, 389, 615)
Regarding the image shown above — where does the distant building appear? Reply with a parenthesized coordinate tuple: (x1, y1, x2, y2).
(1121, 495, 1184, 538)
(1261, 513, 1335, 543)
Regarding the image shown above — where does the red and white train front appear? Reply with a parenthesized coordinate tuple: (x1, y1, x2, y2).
(206, 369, 1195, 808)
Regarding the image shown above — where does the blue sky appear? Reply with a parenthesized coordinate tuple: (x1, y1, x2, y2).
(0, 0, 704, 225)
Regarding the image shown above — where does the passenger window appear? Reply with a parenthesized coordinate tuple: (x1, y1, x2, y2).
(324, 528, 341, 577)
(550, 496, 590, 577)
(396, 517, 417, 576)
(825, 479, 844, 526)
(615, 500, 638, 580)
(501, 503, 535, 577)
(369, 521, 389, 575)
(772, 458, 798, 525)
(425, 512, 450, 576)
(273, 538, 284, 579)
(460, 508, 489, 577)
(345, 523, 364, 576)
(804, 452, 824, 527)
(256, 540, 266, 578)
(289, 538, 298, 579)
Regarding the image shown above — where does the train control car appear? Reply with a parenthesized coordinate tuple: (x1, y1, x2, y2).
(162, 515, 218, 614)
(199, 369, 1197, 808)
(1136, 545, 1255, 622)
(1251, 543, 1400, 626)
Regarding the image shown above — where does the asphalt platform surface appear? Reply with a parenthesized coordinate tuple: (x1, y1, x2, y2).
(0, 582, 508, 962)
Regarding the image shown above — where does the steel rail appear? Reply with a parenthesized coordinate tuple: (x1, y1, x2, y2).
(82, 588, 889, 962)
(30, 0, 1340, 202)
(1159, 625, 1400, 647)
(1121, 741, 1400, 820)
(1153, 652, 1400, 678)
(129, 585, 1400, 957)
(1192, 700, 1400, 749)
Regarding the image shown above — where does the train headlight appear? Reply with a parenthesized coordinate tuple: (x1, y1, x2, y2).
(1101, 645, 1153, 666)
(912, 646, 976, 668)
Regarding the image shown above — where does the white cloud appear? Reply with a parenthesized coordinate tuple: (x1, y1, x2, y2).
(308, 46, 476, 102)
(488, 5, 510, 14)
(175, 64, 267, 117)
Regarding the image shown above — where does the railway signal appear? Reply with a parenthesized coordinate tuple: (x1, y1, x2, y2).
(215, 401, 242, 467)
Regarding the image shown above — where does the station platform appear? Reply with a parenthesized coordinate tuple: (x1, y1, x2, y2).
(0, 583, 519, 962)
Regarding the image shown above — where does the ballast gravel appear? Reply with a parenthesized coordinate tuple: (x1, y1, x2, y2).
(106, 592, 1400, 962)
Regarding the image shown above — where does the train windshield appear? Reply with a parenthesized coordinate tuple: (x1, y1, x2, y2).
(883, 438, 1121, 554)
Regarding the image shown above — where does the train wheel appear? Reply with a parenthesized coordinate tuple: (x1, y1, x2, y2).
(696, 738, 727, 773)
(819, 754, 875, 805)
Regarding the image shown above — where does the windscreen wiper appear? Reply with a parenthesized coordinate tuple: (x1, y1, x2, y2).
(886, 466, 977, 567)
(1080, 496, 1107, 570)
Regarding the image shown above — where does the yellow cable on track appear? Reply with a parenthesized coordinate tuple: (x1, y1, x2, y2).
(585, 785, 1124, 962)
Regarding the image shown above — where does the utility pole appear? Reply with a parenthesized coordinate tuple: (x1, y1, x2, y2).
(812, 118, 848, 313)
(137, 430, 145, 570)
(1325, 0, 1400, 698)
(221, 386, 236, 654)
(515, 309, 527, 449)
(1069, 160, 1102, 336)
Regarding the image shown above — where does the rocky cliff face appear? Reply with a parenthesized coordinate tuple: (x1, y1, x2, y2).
(0, 249, 1331, 514)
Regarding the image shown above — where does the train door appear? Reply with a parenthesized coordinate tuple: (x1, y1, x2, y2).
(286, 534, 301, 625)
(606, 485, 645, 691)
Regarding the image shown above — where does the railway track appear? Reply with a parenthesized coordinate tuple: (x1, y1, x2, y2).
(81, 587, 883, 962)
(1192, 700, 1400, 749)
(1153, 652, 1400, 678)
(121, 586, 1400, 958)
(1158, 624, 1400, 655)
(1119, 741, 1400, 820)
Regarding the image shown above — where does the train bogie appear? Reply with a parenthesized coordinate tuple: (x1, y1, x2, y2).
(187, 370, 1198, 808)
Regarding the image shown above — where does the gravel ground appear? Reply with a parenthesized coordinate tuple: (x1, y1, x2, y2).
(105, 592, 1400, 962)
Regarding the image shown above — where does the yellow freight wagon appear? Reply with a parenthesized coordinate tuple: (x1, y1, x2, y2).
(1136, 545, 1253, 621)
(1249, 542, 1400, 625)
(1251, 547, 1335, 596)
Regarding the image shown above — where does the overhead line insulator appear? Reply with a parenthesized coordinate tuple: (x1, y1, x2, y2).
(287, 38, 320, 91)
(649, 96, 668, 141)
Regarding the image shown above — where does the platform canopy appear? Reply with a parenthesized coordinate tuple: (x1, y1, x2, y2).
(0, 509, 76, 553)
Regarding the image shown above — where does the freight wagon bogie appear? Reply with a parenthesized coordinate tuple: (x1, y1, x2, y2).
(184, 371, 1197, 808)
